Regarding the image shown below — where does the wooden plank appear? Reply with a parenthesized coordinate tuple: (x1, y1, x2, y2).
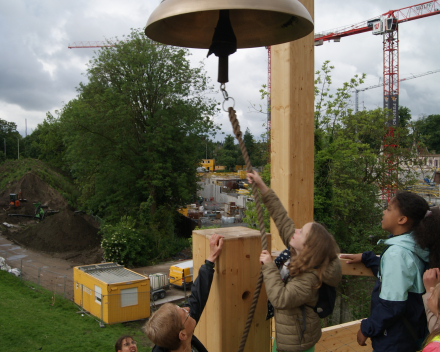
(339, 255, 375, 277)
(270, 0, 315, 252)
(193, 227, 271, 352)
(316, 320, 373, 351)
(272, 252, 376, 277)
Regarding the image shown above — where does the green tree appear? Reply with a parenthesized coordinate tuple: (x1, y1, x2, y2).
(415, 114, 440, 153)
(25, 112, 65, 168)
(0, 119, 21, 160)
(246, 61, 423, 254)
(60, 29, 219, 222)
(216, 134, 238, 170)
(313, 61, 421, 253)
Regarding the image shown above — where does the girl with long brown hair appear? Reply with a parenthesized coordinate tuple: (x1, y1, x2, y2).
(248, 171, 342, 352)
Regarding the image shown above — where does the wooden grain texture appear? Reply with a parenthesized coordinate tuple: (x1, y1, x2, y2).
(270, 0, 315, 252)
(193, 227, 271, 352)
(315, 320, 372, 351)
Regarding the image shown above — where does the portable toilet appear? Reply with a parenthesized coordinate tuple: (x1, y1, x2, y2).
(73, 262, 150, 324)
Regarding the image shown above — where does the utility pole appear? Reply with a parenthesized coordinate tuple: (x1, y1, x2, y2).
(17, 137, 19, 160)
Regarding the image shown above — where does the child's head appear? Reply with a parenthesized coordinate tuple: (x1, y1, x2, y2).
(414, 207, 440, 267)
(382, 191, 429, 235)
(289, 222, 340, 284)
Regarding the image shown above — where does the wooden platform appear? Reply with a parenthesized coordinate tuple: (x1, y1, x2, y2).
(316, 320, 372, 352)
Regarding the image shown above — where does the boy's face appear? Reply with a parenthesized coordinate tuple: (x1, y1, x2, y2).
(381, 199, 405, 234)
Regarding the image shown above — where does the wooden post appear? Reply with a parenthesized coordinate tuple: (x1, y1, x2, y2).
(270, 0, 315, 251)
(193, 227, 271, 352)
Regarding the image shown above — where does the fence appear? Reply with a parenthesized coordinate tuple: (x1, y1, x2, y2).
(18, 258, 75, 300)
(6, 255, 376, 349)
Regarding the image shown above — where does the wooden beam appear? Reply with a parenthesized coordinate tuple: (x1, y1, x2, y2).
(271, 251, 375, 277)
(193, 227, 271, 352)
(315, 319, 373, 351)
(270, 0, 315, 251)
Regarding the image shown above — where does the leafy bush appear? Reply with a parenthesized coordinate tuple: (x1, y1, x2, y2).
(101, 215, 191, 267)
(101, 216, 152, 267)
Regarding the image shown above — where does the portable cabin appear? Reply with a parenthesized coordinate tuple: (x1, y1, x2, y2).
(73, 262, 150, 324)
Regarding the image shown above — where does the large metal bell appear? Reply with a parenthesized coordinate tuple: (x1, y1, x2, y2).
(145, 0, 314, 49)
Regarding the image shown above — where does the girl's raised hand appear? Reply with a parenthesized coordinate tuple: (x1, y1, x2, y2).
(259, 250, 272, 265)
(247, 171, 269, 195)
(339, 253, 363, 264)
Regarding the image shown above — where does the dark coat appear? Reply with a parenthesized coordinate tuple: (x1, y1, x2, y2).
(361, 242, 428, 352)
(152, 262, 214, 352)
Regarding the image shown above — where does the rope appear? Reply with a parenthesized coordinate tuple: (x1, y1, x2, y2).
(228, 107, 269, 352)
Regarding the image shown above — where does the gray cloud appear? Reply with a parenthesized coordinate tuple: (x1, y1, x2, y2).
(0, 0, 439, 138)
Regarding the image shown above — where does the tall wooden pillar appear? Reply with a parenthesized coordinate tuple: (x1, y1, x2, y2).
(270, 0, 315, 251)
(193, 227, 271, 352)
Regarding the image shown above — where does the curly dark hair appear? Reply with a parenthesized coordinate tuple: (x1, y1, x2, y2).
(115, 336, 134, 352)
(392, 191, 429, 229)
(414, 206, 440, 268)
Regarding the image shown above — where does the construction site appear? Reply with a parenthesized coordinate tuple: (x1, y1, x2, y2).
(1, 0, 440, 351)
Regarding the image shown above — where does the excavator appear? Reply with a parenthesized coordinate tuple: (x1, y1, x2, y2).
(4, 190, 26, 211)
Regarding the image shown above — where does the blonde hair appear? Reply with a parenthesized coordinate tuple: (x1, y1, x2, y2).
(143, 303, 182, 350)
(422, 283, 440, 349)
(289, 222, 339, 288)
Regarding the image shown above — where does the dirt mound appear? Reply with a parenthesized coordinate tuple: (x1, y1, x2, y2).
(4, 209, 101, 253)
(0, 173, 68, 210)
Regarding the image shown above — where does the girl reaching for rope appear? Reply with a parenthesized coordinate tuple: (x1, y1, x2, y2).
(247, 171, 342, 352)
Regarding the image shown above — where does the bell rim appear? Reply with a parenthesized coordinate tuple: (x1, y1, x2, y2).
(145, 0, 314, 49)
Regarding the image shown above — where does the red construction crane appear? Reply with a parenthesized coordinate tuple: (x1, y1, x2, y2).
(314, 0, 440, 201)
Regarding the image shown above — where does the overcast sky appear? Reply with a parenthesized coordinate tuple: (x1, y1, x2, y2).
(0, 0, 439, 141)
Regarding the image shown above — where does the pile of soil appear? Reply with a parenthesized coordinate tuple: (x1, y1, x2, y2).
(0, 173, 68, 210)
(0, 172, 103, 264)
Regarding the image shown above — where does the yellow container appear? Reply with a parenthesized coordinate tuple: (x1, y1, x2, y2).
(73, 263, 150, 324)
(169, 260, 193, 287)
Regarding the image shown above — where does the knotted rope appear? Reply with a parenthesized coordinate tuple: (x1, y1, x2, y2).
(228, 107, 269, 352)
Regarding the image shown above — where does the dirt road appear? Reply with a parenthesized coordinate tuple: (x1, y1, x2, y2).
(0, 232, 188, 305)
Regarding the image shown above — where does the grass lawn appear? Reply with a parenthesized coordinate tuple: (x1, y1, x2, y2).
(0, 271, 152, 352)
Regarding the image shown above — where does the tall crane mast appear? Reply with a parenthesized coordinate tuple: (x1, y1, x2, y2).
(315, 0, 440, 201)
(355, 68, 440, 113)
(266, 46, 271, 164)
(315, 0, 440, 126)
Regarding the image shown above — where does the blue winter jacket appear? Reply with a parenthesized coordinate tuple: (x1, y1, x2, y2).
(361, 232, 429, 352)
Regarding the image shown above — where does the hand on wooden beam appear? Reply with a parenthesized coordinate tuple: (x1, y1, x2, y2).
(339, 253, 363, 264)
(247, 171, 269, 195)
(207, 234, 224, 263)
(357, 329, 368, 346)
